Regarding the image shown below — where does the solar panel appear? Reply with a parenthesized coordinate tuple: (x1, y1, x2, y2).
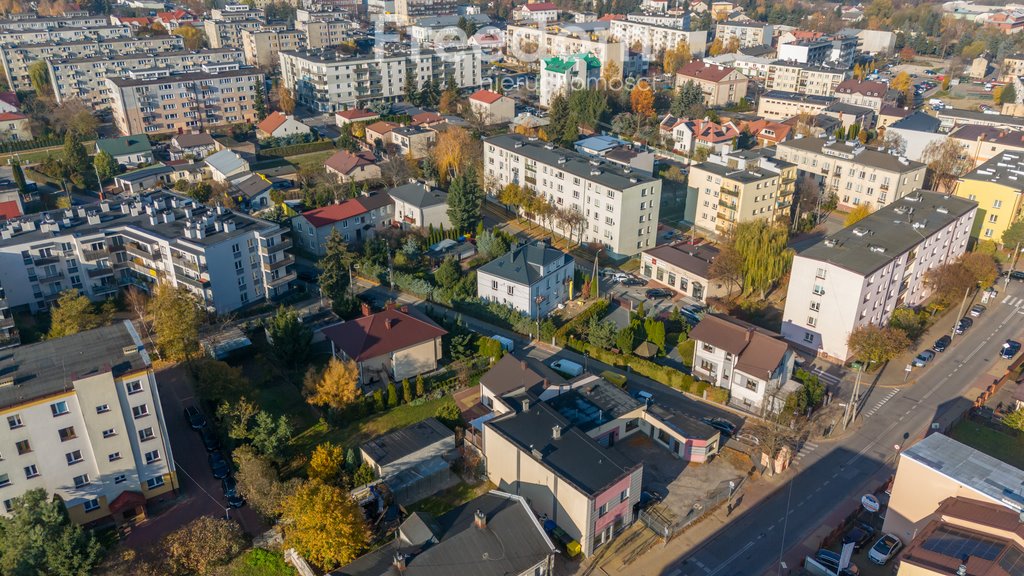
(921, 527, 1005, 561)
(999, 546, 1024, 573)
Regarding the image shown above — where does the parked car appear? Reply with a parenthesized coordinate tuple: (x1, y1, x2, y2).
(1001, 340, 1021, 359)
(622, 277, 647, 287)
(645, 288, 673, 299)
(933, 335, 951, 352)
(184, 406, 206, 430)
(912, 349, 936, 367)
(844, 522, 876, 551)
(1004, 270, 1024, 282)
(200, 427, 220, 452)
(815, 549, 858, 574)
(208, 451, 230, 479)
(868, 534, 903, 565)
(222, 477, 245, 508)
(611, 272, 630, 283)
(955, 317, 973, 335)
(701, 417, 737, 436)
(550, 359, 584, 377)
(970, 304, 986, 317)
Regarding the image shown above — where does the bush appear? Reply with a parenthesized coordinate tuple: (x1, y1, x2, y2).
(553, 299, 610, 345)
(258, 140, 336, 158)
(392, 271, 434, 298)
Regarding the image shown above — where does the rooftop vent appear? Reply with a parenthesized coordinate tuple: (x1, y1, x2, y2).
(868, 245, 886, 253)
(544, 142, 555, 150)
(904, 192, 922, 202)
(852, 226, 869, 237)
(935, 206, 949, 214)
(0, 376, 14, 388)
(122, 344, 139, 355)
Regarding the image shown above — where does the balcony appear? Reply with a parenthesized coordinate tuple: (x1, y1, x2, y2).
(86, 267, 114, 279)
(720, 186, 739, 197)
(171, 253, 202, 272)
(266, 270, 296, 287)
(37, 270, 64, 283)
(33, 255, 59, 266)
(125, 243, 160, 261)
(0, 316, 14, 330)
(718, 199, 737, 210)
(91, 284, 119, 295)
(82, 247, 109, 261)
(175, 273, 210, 289)
(127, 260, 158, 278)
(259, 238, 291, 254)
(263, 254, 295, 272)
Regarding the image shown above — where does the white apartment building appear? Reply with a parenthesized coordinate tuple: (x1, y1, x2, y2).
(278, 47, 481, 112)
(106, 65, 264, 136)
(776, 137, 927, 210)
(241, 28, 305, 68)
(204, 19, 263, 49)
(0, 25, 131, 47)
(304, 20, 360, 49)
(608, 19, 708, 59)
(834, 79, 888, 112)
(47, 48, 245, 107)
(715, 20, 773, 48)
(0, 36, 184, 94)
(0, 321, 176, 525)
(0, 14, 111, 31)
(505, 24, 625, 79)
(484, 134, 662, 257)
(539, 53, 601, 108)
(782, 192, 976, 360)
(476, 240, 575, 318)
(777, 37, 857, 68)
(0, 191, 294, 314)
(765, 62, 848, 97)
(626, 13, 687, 27)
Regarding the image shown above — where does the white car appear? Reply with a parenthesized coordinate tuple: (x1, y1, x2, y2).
(611, 272, 630, 283)
(868, 533, 902, 565)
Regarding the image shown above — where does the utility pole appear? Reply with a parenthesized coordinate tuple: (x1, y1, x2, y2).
(950, 286, 972, 340)
(591, 248, 601, 299)
(843, 363, 864, 430)
(1005, 241, 1022, 290)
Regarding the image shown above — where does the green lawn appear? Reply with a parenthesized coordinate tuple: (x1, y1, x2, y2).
(407, 481, 495, 516)
(949, 419, 1024, 470)
(285, 149, 335, 171)
(677, 338, 695, 369)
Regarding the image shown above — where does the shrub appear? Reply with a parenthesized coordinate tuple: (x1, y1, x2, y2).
(553, 299, 610, 345)
(258, 140, 336, 158)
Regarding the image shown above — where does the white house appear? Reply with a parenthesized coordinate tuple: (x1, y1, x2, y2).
(539, 53, 601, 108)
(476, 240, 575, 319)
(513, 2, 558, 25)
(256, 112, 311, 139)
(388, 181, 450, 229)
(468, 89, 516, 125)
(204, 149, 250, 183)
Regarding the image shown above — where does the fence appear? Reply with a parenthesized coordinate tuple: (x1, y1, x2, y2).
(637, 478, 741, 543)
(284, 548, 316, 576)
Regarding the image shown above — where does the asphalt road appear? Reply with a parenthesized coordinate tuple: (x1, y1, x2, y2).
(666, 279, 1024, 576)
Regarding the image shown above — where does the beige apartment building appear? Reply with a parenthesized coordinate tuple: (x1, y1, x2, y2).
(690, 148, 796, 236)
(676, 60, 749, 107)
(607, 19, 708, 59)
(1001, 53, 1024, 81)
(0, 321, 176, 526)
(775, 137, 927, 209)
(950, 124, 1024, 166)
(505, 24, 626, 79)
(241, 28, 305, 69)
(304, 20, 354, 49)
(106, 65, 264, 136)
(834, 78, 888, 112)
(756, 90, 834, 120)
(204, 19, 263, 49)
(47, 48, 245, 107)
(0, 25, 131, 47)
(393, 0, 458, 25)
(764, 62, 847, 97)
(715, 20, 773, 47)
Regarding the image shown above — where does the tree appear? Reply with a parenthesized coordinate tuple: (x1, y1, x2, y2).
(93, 150, 118, 183)
(663, 41, 692, 75)
(546, 92, 575, 147)
(308, 442, 347, 486)
(402, 378, 413, 403)
(281, 480, 370, 570)
(277, 85, 295, 114)
(52, 99, 98, 137)
(253, 81, 268, 120)
(630, 80, 656, 116)
(435, 399, 462, 428)
(27, 61, 51, 97)
(843, 203, 874, 227)
(193, 359, 250, 404)
(1003, 408, 1024, 432)
(404, 73, 420, 106)
(266, 306, 313, 369)
(319, 229, 357, 305)
(708, 238, 744, 294)
(47, 289, 102, 338)
(62, 131, 89, 175)
(304, 358, 361, 411)
(150, 283, 202, 361)
(1002, 220, 1024, 247)
(446, 167, 482, 233)
(890, 71, 914, 104)
(960, 251, 999, 286)
(600, 60, 621, 87)
(434, 256, 461, 289)
(415, 374, 425, 397)
(10, 159, 26, 194)
(881, 130, 907, 156)
(921, 137, 971, 193)
(434, 126, 480, 184)
(172, 24, 205, 50)
(0, 489, 101, 576)
(386, 381, 399, 408)
(163, 516, 245, 575)
(476, 229, 509, 260)
(999, 82, 1017, 105)
(847, 324, 911, 365)
(731, 221, 793, 299)
(234, 446, 297, 519)
(587, 317, 618, 349)
(708, 37, 724, 56)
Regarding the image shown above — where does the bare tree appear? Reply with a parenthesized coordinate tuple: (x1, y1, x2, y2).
(125, 286, 157, 356)
(921, 137, 971, 193)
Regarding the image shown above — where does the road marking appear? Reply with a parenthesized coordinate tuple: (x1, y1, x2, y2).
(863, 389, 900, 418)
(791, 441, 819, 465)
(706, 542, 754, 576)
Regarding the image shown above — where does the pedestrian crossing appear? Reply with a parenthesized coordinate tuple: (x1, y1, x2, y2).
(1003, 295, 1024, 308)
(862, 389, 900, 419)
(791, 440, 819, 466)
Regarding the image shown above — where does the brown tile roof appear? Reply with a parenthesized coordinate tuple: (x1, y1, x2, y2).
(678, 60, 737, 83)
(336, 109, 379, 121)
(257, 111, 289, 134)
(324, 150, 376, 176)
(412, 112, 444, 125)
(365, 121, 400, 136)
(689, 314, 789, 379)
(322, 308, 447, 362)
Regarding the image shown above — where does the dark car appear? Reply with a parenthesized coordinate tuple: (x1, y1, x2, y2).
(844, 522, 876, 551)
(200, 427, 220, 452)
(622, 277, 647, 287)
(184, 406, 206, 430)
(955, 317, 973, 335)
(934, 335, 952, 352)
(1012, 271, 1024, 282)
(701, 417, 737, 436)
(208, 451, 230, 479)
(645, 288, 673, 299)
(222, 477, 245, 508)
(1001, 340, 1022, 359)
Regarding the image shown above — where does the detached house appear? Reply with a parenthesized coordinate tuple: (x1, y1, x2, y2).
(169, 133, 218, 161)
(660, 115, 741, 155)
(324, 150, 381, 184)
(204, 149, 250, 183)
(477, 240, 575, 318)
(391, 125, 436, 159)
(675, 61, 749, 107)
(388, 181, 450, 229)
(256, 112, 311, 139)
(291, 193, 394, 254)
(689, 314, 796, 415)
(468, 89, 516, 125)
(95, 135, 154, 168)
(834, 79, 889, 113)
(335, 109, 380, 127)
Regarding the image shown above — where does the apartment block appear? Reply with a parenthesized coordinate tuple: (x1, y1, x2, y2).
(539, 53, 601, 108)
(834, 78, 888, 112)
(0, 321, 176, 525)
(0, 14, 112, 31)
(106, 65, 264, 136)
(241, 28, 305, 68)
(204, 19, 263, 49)
(950, 125, 1024, 166)
(393, 0, 459, 25)
(715, 20, 773, 48)
(954, 151, 1024, 242)
(689, 147, 796, 236)
(48, 48, 245, 107)
(765, 62, 847, 97)
(781, 192, 976, 360)
(0, 36, 183, 93)
(776, 137, 927, 209)
(607, 19, 707, 59)
(1002, 53, 1024, 82)
(0, 191, 294, 314)
(777, 36, 856, 68)
(505, 25, 625, 79)
(483, 134, 662, 257)
(676, 60, 749, 107)
(304, 20, 359, 49)
(0, 25, 131, 47)
(278, 47, 481, 113)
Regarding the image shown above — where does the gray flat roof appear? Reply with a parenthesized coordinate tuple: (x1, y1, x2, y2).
(902, 433, 1024, 510)
(387, 182, 448, 209)
(964, 150, 1024, 189)
(797, 191, 977, 276)
(107, 67, 260, 87)
(938, 108, 1024, 129)
(761, 90, 835, 105)
(779, 136, 926, 173)
(0, 321, 149, 410)
(360, 417, 453, 467)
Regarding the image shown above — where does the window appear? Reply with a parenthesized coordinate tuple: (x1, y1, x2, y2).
(65, 450, 83, 465)
(23, 465, 38, 479)
(16, 440, 31, 455)
(701, 342, 714, 353)
(989, 214, 998, 223)
(807, 316, 817, 327)
(138, 427, 154, 441)
(58, 427, 76, 442)
(7, 415, 23, 429)
(598, 502, 609, 517)
(3, 500, 12, 513)
(96, 404, 110, 414)
(745, 379, 758, 392)
(815, 268, 827, 279)
(146, 476, 165, 490)
(812, 284, 825, 296)
(491, 280, 497, 290)
(619, 488, 630, 503)
(50, 401, 69, 417)
(83, 499, 100, 512)
(132, 404, 149, 419)
(803, 332, 814, 343)
(0, 474, 9, 487)
(994, 199, 1003, 209)
(810, 301, 820, 312)
(114, 474, 126, 484)
(126, 380, 143, 395)
(699, 359, 716, 373)
(507, 285, 514, 296)
(102, 428, 116, 438)
(145, 450, 160, 464)
(72, 474, 90, 488)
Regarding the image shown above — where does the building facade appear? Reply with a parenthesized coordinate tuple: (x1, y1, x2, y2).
(539, 53, 601, 108)
(675, 60, 749, 107)
(640, 242, 726, 303)
(715, 20, 772, 47)
(241, 28, 304, 69)
(476, 240, 575, 318)
(764, 62, 847, 97)
(756, 90, 834, 121)
(505, 24, 625, 79)
(834, 78, 888, 112)
(608, 19, 707, 59)
(954, 151, 1024, 242)
(689, 148, 796, 236)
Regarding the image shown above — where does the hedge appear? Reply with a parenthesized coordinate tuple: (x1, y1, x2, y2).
(258, 139, 336, 158)
(0, 135, 67, 153)
(553, 299, 610, 345)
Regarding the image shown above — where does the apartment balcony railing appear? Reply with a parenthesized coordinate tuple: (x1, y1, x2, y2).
(0, 316, 14, 330)
(175, 273, 211, 289)
(718, 199, 737, 210)
(125, 243, 160, 261)
(266, 270, 296, 287)
(264, 254, 295, 272)
(32, 255, 59, 266)
(82, 247, 109, 261)
(171, 253, 203, 272)
(86, 267, 114, 279)
(259, 238, 291, 254)
(37, 270, 64, 283)
(91, 284, 119, 295)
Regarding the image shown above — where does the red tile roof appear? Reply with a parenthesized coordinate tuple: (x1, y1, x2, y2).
(678, 60, 737, 83)
(156, 9, 191, 21)
(412, 112, 443, 125)
(365, 121, 400, 136)
(118, 17, 151, 25)
(0, 200, 21, 220)
(301, 198, 369, 228)
(257, 111, 288, 135)
(322, 308, 447, 361)
(469, 89, 504, 104)
(0, 113, 26, 121)
(597, 14, 626, 20)
(336, 109, 379, 121)
(324, 150, 376, 177)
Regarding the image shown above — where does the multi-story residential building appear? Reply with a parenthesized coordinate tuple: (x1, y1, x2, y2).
(834, 78, 888, 112)
(106, 65, 265, 136)
(505, 24, 625, 79)
(513, 2, 559, 25)
(0, 321, 176, 525)
(950, 125, 1024, 166)
(689, 147, 796, 236)
(777, 36, 856, 68)
(484, 134, 661, 256)
(1002, 53, 1024, 81)
(690, 314, 796, 415)
(0, 191, 295, 314)
(776, 137, 927, 209)
(781, 192, 976, 360)
(47, 48, 245, 107)
(210, 3, 264, 22)
(393, 0, 459, 25)
(954, 151, 1024, 242)
(715, 20, 773, 47)
(241, 28, 304, 69)
(756, 90, 834, 120)
(764, 62, 847, 97)
(675, 60, 749, 107)
(0, 25, 132, 48)
(607, 19, 707, 60)
(539, 53, 601, 108)
(290, 194, 395, 255)
(303, 20, 358, 49)
(476, 240, 575, 318)
(640, 242, 726, 303)
(278, 47, 481, 112)
(0, 14, 112, 31)
(0, 36, 184, 94)
(296, 5, 360, 30)
(203, 13, 263, 49)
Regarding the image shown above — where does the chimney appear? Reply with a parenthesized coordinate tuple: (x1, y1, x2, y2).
(474, 509, 487, 529)
(400, 305, 409, 313)
(392, 552, 406, 571)
(552, 425, 561, 439)
(522, 398, 531, 412)
(361, 302, 372, 316)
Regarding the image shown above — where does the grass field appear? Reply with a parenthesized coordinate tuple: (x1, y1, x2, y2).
(949, 419, 1024, 470)
(407, 481, 495, 516)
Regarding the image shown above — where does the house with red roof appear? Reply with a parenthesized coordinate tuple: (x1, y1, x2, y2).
(513, 2, 558, 24)
(335, 109, 380, 127)
(0, 113, 31, 142)
(324, 149, 381, 184)
(468, 89, 515, 125)
(676, 61, 749, 107)
(364, 121, 401, 148)
(0, 189, 24, 221)
(155, 10, 199, 30)
(659, 115, 740, 155)
(322, 305, 447, 384)
(112, 16, 152, 29)
(290, 192, 394, 255)
(257, 112, 311, 139)
(743, 119, 792, 147)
